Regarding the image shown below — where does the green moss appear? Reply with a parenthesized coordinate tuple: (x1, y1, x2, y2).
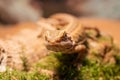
(0, 44, 119, 80)
(0, 69, 50, 80)
(35, 52, 80, 80)
(78, 57, 120, 80)
(36, 53, 62, 70)
(98, 34, 113, 45)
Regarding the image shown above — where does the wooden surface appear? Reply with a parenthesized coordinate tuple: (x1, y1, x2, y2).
(0, 18, 120, 45)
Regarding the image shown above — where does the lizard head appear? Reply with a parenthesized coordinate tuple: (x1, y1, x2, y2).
(45, 30, 75, 53)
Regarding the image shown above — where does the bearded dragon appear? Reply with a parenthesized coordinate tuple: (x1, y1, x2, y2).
(44, 13, 113, 64)
(44, 13, 87, 54)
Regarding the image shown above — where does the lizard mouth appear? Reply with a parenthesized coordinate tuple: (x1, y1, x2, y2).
(45, 30, 74, 52)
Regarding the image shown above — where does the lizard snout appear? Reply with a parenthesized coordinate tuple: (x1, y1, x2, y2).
(45, 30, 75, 52)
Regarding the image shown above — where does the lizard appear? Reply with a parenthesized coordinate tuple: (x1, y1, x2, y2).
(44, 13, 87, 53)
(43, 13, 88, 63)
(43, 13, 113, 64)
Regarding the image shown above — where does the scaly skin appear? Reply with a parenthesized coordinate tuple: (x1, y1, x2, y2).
(45, 13, 87, 55)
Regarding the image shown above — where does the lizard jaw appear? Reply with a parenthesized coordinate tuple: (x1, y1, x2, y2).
(45, 30, 75, 52)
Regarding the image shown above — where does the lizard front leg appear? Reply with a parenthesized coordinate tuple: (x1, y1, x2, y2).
(72, 44, 88, 67)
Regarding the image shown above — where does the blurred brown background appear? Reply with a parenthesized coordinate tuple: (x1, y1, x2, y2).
(0, 0, 120, 24)
(0, 0, 120, 45)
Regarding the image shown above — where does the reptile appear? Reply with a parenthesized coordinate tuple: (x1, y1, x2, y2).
(40, 13, 89, 63)
(43, 13, 113, 63)
(43, 14, 87, 54)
